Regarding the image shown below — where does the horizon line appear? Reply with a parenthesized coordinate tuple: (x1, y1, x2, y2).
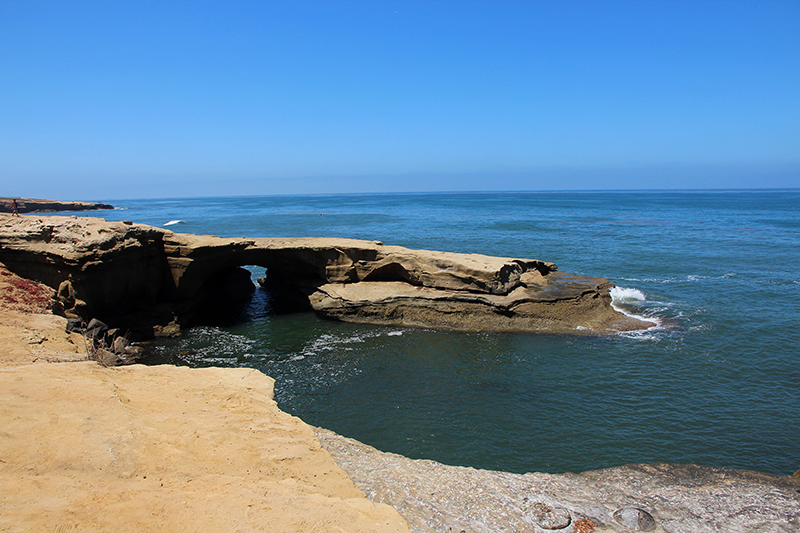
(97, 187, 800, 203)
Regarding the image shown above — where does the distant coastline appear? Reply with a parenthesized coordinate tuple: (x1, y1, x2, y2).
(0, 197, 113, 214)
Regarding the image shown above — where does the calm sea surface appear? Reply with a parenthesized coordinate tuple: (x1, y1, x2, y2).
(85, 190, 799, 475)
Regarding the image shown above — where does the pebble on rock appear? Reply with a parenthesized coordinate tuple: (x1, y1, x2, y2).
(612, 507, 656, 531)
(523, 501, 571, 530)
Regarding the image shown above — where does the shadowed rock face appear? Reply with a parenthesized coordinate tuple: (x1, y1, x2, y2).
(0, 214, 649, 336)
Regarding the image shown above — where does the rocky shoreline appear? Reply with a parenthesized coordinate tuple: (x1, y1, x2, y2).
(1, 213, 799, 532)
(0, 214, 649, 339)
(0, 197, 114, 214)
(316, 429, 800, 533)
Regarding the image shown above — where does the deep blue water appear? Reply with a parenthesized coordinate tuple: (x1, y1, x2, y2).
(84, 190, 799, 475)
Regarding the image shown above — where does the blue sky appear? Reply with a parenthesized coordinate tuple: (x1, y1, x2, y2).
(1, 1, 798, 199)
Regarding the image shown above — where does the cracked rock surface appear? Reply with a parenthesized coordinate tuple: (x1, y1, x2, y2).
(316, 429, 800, 533)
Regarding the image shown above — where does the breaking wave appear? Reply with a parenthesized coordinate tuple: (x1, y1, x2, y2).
(610, 286, 661, 333)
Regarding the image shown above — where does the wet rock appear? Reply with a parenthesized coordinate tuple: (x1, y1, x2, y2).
(124, 344, 144, 357)
(612, 508, 655, 531)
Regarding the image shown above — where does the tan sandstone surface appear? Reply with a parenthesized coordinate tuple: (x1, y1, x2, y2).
(0, 213, 649, 337)
(0, 268, 409, 532)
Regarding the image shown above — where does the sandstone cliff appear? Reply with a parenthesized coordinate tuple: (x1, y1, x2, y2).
(0, 214, 649, 337)
(0, 197, 114, 213)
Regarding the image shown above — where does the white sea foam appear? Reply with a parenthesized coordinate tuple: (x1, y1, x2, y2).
(610, 286, 647, 304)
(617, 329, 662, 341)
(164, 219, 186, 226)
(618, 272, 737, 285)
(610, 286, 660, 330)
(298, 328, 409, 358)
(300, 332, 374, 357)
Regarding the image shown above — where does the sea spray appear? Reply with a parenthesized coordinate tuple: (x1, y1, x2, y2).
(610, 286, 660, 329)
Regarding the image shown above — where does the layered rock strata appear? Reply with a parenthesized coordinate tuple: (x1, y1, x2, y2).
(0, 214, 649, 336)
(0, 197, 114, 213)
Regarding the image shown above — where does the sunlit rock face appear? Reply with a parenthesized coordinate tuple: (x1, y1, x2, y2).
(0, 214, 648, 336)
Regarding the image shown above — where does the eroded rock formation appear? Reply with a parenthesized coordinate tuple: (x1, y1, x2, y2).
(0, 214, 649, 336)
(0, 197, 114, 213)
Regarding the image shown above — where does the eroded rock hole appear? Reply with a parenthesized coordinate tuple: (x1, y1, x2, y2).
(191, 266, 312, 326)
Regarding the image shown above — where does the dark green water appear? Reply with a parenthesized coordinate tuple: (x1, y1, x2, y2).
(98, 190, 799, 475)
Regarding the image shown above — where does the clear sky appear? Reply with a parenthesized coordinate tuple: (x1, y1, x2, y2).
(1, 0, 798, 200)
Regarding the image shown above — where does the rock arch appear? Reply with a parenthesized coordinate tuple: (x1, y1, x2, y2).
(0, 215, 650, 337)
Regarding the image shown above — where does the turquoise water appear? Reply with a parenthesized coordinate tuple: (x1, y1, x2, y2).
(91, 190, 799, 475)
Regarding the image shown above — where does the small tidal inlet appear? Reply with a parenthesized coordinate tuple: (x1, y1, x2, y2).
(126, 190, 800, 477)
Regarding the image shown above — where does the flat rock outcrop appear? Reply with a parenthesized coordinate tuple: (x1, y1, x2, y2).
(0, 197, 114, 213)
(0, 214, 649, 336)
(317, 429, 800, 533)
(0, 351, 409, 532)
(0, 277, 408, 532)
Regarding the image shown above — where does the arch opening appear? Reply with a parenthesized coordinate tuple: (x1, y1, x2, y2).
(189, 265, 312, 327)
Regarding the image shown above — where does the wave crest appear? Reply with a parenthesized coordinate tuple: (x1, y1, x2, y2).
(610, 286, 660, 331)
(610, 286, 647, 304)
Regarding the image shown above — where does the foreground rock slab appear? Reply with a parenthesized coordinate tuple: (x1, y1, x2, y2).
(0, 214, 648, 336)
(0, 361, 409, 533)
(316, 429, 800, 533)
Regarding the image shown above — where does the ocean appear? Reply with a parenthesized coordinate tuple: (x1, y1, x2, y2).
(88, 190, 799, 476)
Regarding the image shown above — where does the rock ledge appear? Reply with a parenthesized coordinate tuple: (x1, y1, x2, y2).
(0, 197, 114, 213)
(0, 214, 649, 336)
